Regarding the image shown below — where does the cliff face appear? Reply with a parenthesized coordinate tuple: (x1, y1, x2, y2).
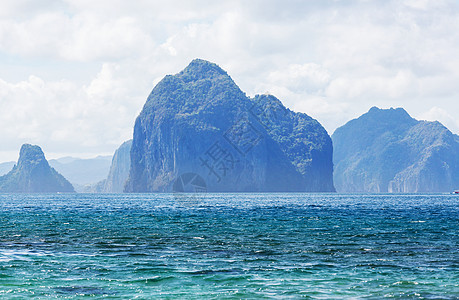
(0, 144, 75, 193)
(79, 140, 132, 193)
(124, 59, 335, 192)
(250, 94, 334, 191)
(332, 107, 459, 193)
(103, 140, 132, 193)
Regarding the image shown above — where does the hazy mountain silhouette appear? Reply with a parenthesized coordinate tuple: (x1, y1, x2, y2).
(49, 156, 112, 186)
(0, 161, 15, 176)
(0, 144, 74, 193)
(332, 107, 459, 193)
(82, 140, 132, 193)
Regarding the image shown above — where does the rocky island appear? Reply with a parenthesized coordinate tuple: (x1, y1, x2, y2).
(332, 107, 459, 193)
(0, 144, 75, 193)
(124, 59, 335, 192)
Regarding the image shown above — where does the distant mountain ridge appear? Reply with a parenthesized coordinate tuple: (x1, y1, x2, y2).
(332, 107, 459, 193)
(125, 59, 334, 192)
(49, 155, 112, 186)
(0, 144, 74, 193)
(0, 161, 15, 176)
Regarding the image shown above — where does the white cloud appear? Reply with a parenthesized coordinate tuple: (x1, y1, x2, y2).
(0, 66, 146, 160)
(0, 11, 155, 61)
(419, 106, 459, 134)
(267, 63, 331, 94)
(326, 70, 418, 100)
(0, 0, 459, 161)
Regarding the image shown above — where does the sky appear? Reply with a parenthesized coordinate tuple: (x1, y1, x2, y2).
(1, 0, 459, 162)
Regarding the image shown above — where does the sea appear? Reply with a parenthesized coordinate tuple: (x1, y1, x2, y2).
(0, 193, 457, 299)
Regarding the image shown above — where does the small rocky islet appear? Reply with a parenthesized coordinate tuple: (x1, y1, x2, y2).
(0, 144, 74, 193)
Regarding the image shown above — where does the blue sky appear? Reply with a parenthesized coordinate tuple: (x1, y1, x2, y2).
(1, 0, 459, 162)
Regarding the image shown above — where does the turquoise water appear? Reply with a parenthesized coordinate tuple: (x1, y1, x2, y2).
(0, 193, 457, 299)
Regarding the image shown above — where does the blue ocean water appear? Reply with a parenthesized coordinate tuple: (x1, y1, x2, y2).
(0, 193, 457, 299)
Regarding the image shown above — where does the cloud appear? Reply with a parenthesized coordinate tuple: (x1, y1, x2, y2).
(419, 106, 459, 134)
(0, 12, 155, 61)
(0, 66, 146, 159)
(0, 0, 459, 161)
(267, 63, 331, 93)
